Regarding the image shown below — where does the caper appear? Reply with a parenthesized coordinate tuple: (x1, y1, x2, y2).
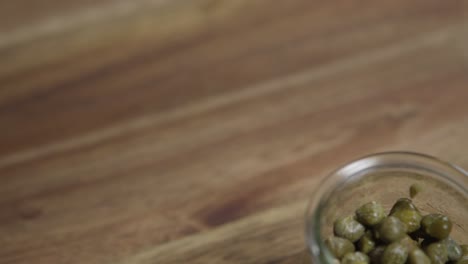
(358, 230, 376, 254)
(325, 236, 356, 259)
(398, 235, 418, 252)
(409, 183, 423, 198)
(408, 248, 431, 264)
(369, 246, 386, 264)
(356, 201, 386, 226)
(391, 209, 422, 233)
(375, 216, 407, 243)
(342, 252, 370, 264)
(389, 198, 422, 233)
(382, 242, 408, 264)
(425, 242, 449, 264)
(442, 237, 462, 261)
(421, 214, 452, 240)
(324, 195, 463, 264)
(334, 215, 365, 242)
(390, 198, 419, 213)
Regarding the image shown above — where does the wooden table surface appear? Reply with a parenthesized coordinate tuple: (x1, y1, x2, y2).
(1, 1, 468, 263)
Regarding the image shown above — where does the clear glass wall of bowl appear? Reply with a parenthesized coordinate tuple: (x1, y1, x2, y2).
(305, 152, 468, 264)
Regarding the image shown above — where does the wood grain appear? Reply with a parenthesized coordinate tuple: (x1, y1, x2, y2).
(1, 0, 467, 263)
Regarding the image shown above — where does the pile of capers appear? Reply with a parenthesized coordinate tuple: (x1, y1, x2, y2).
(324, 184, 467, 264)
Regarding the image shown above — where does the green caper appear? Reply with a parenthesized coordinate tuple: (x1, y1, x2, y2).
(425, 242, 449, 264)
(442, 237, 462, 261)
(358, 230, 376, 254)
(389, 198, 422, 233)
(334, 215, 365, 242)
(408, 248, 431, 264)
(324, 195, 463, 264)
(325, 236, 356, 259)
(375, 216, 407, 243)
(398, 235, 418, 252)
(390, 198, 419, 213)
(356, 201, 386, 226)
(421, 214, 452, 240)
(342, 252, 370, 264)
(369, 246, 386, 264)
(409, 183, 423, 198)
(382, 242, 408, 264)
(391, 209, 422, 233)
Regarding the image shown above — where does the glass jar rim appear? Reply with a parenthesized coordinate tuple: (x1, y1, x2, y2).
(304, 151, 468, 264)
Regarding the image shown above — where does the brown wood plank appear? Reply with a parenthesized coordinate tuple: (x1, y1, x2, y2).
(0, 0, 467, 263)
(0, 0, 464, 157)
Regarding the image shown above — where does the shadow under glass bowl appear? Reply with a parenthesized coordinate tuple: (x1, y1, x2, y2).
(305, 151, 468, 264)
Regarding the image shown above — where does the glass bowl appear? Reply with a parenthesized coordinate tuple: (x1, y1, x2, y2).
(305, 151, 468, 264)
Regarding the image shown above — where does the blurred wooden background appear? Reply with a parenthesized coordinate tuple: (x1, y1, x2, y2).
(1, 0, 467, 263)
